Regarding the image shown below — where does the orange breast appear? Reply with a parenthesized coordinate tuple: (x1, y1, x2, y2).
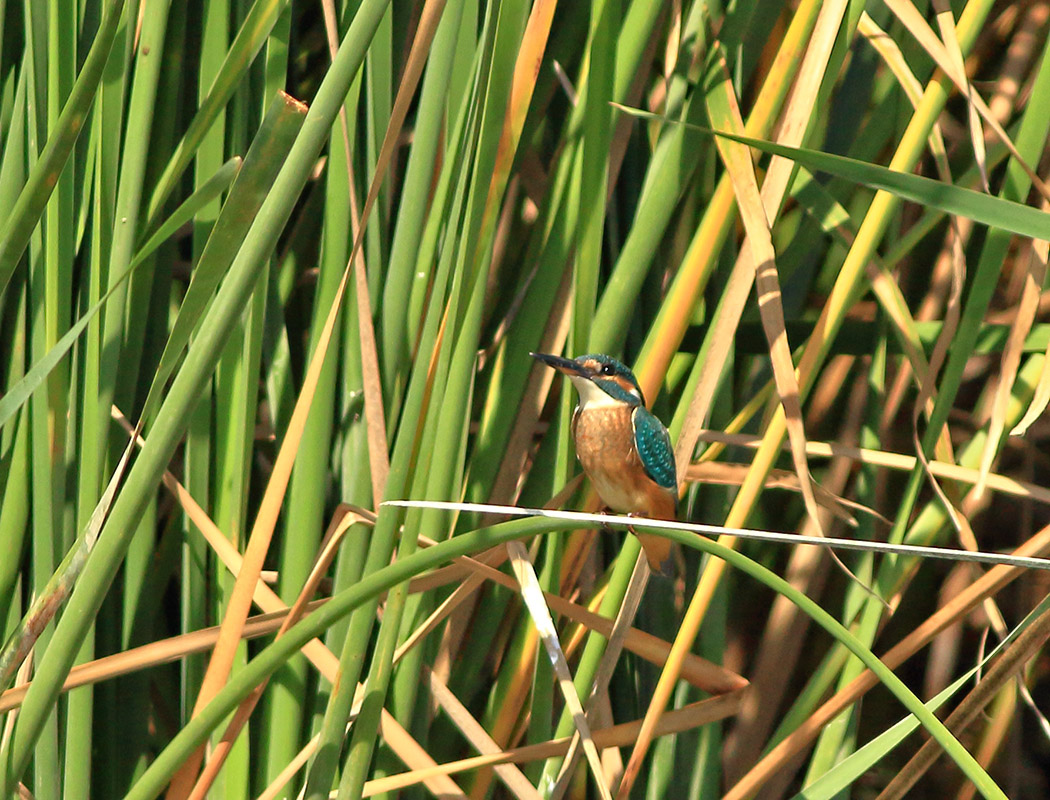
(572, 406, 676, 519)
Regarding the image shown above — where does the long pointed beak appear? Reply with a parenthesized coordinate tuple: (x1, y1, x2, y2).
(530, 352, 586, 376)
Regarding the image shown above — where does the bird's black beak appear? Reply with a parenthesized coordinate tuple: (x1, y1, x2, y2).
(530, 352, 586, 377)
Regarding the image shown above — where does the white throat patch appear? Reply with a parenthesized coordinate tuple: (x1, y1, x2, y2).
(569, 374, 637, 409)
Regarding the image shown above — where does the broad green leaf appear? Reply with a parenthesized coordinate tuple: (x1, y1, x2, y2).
(613, 104, 1050, 242)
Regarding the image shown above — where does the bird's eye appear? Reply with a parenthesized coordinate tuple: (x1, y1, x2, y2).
(601, 364, 615, 375)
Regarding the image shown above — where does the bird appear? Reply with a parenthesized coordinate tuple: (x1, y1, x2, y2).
(531, 352, 678, 575)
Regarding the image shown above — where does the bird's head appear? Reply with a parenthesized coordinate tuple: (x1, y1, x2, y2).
(530, 352, 644, 409)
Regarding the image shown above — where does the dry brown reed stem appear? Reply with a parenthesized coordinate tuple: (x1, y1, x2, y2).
(427, 667, 540, 800)
(696, 430, 1050, 506)
(953, 683, 1017, 800)
(362, 693, 745, 796)
(0, 604, 322, 714)
(724, 358, 869, 785)
(111, 411, 465, 797)
(724, 521, 1050, 799)
(876, 600, 1050, 800)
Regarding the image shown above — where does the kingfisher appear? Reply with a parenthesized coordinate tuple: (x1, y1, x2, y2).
(531, 352, 678, 575)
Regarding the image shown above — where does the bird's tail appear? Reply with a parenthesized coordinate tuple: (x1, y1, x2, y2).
(635, 490, 678, 576)
(637, 533, 674, 577)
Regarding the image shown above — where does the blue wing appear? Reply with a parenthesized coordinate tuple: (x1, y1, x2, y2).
(632, 407, 677, 490)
